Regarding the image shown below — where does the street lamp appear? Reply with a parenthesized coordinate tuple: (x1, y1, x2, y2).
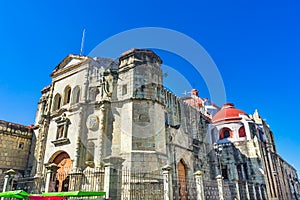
(214, 143, 223, 176)
(213, 143, 224, 200)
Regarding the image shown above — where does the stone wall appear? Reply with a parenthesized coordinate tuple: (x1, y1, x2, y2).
(0, 121, 32, 171)
(0, 133, 31, 170)
(0, 120, 33, 191)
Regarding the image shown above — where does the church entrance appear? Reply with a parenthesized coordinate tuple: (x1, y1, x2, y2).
(51, 152, 72, 192)
(178, 160, 187, 200)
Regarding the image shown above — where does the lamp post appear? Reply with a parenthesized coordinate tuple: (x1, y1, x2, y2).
(214, 143, 224, 200)
(213, 143, 223, 176)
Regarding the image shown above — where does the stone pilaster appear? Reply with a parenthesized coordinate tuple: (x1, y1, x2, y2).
(96, 103, 108, 167)
(233, 179, 240, 200)
(103, 156, 124, 200)
(162, 165, 173, 200)
(194, 171, 204, 200)
(252, 183, 257, 200)
(258, 184, 263, 200)
(245, 181, 250, 200)
(44, 163, 59, 193)
(35, 123, 48, 177)
(2, 169, 16, 192)
(216, 175, 224, 200)
(73, 109, 83, 170)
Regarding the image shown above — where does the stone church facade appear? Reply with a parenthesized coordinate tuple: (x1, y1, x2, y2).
(1, 48, 299, 199)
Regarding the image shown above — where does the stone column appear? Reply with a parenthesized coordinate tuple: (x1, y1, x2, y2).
(258, 185, 263, 200)
(2, 169, 16, 192)
(73, 134, 81, 170)
(103, 156, 124, 200)
(245, 181, 250, 200)
(162, 165, 173, 200)
(233, 179, 240, 200)
(44, 163, 59, 193)
(96, 103, 108, 168)
(216, 175, 224, 200)
(194, 171, 204, 200)
(240, 164, 246, 181)
(252, 183, 257, 200)
(36, 125, 48, 177)
(73, 108, 82, 171)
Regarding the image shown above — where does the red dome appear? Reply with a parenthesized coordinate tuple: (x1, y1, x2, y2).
(212, 103, 248, 124)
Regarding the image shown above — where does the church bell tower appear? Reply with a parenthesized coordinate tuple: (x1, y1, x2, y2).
(113, 49, 167, 171)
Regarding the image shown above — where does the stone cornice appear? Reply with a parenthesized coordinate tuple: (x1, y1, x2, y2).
(51, 62, 88, 81)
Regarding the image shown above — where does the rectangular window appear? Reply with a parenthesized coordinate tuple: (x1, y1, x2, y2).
(18, 142, 24, 149)
(122, 84, 127, 95)
(52, 117, 70, 146)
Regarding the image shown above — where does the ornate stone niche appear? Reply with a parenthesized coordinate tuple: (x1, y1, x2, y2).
(51, 114, 70, 146)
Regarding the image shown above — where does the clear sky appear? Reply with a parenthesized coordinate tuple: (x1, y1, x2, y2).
(0, 1, 300, 173)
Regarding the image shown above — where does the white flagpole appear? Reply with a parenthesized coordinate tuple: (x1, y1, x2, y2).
(80, 28, 86, 56)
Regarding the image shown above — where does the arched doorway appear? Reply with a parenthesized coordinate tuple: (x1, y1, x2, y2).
(50, 152, 72, 192)
(178, 160, 187, 200)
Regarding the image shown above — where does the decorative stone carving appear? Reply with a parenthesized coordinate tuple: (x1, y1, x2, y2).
(86, 115, 99, 131)
(98, 70, 115, 101)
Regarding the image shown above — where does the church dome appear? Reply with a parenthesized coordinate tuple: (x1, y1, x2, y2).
(212, 103, 248, 124)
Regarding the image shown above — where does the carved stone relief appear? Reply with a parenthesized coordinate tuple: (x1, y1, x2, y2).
(86, 115, 99, 131)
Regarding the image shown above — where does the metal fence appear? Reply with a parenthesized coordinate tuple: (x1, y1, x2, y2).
(70, 167, 164, 200)
(68, 167, 105, 192)
(14, 168, 269, 200)
(203, 179, 220, 200)
(121, 168, 164, 200)
(172, 175, 198, 200)
(238, 181, 247, 200)
(223, 181, 237, 200)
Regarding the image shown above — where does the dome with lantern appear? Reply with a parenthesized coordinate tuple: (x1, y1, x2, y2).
(212, 103, 248, 125)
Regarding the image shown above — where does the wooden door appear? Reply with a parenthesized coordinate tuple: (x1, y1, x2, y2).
(52, 152, 72, 192)
(178, 160, 187, 200)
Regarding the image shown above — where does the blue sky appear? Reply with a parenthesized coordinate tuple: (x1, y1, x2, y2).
(0, 1, 300, 173)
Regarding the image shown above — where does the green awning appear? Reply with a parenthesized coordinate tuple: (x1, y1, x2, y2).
(42, 191, 106, 197)
(0, 190, 29, 199)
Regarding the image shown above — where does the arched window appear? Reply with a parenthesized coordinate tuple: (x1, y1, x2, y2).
(224, 130, 230, 138)
(72, 86, 80, 104)
(63, 86, 72, 105)
(53, 93, 62, 111)
(238, 126, 246, 137)
(219, 127, 232, 140)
